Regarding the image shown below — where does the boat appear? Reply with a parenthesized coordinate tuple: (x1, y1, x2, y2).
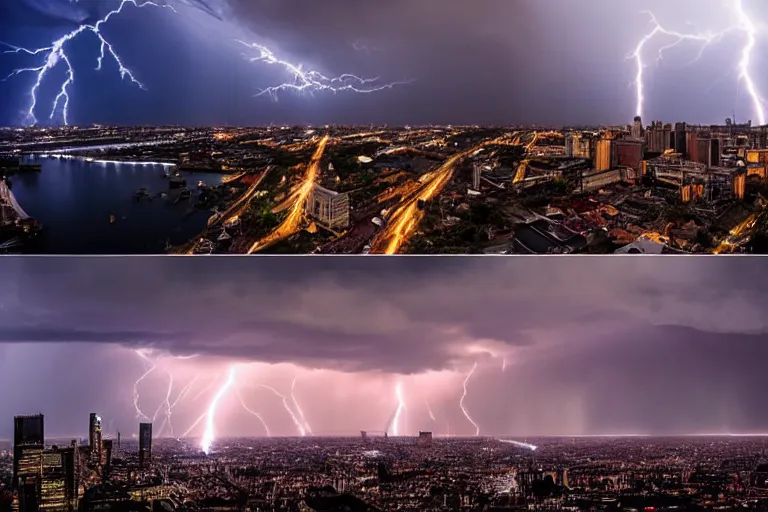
(84, 157, 95, 163)
(197, 180, 207, 189)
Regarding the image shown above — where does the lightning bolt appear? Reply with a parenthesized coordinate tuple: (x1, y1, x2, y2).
(424, 397, 436, 423)
(132, 360, 156, 421)
(236, 40, 413, 100)
(236, 387, 271, 437)
(290, 376, 313, 435)
(391, 381, 405, 436)
(460, 363, 480, 436)
(201, 365, 236, 454)
(630, 1, 766, 125)
(260, 384, 306, 436)
(2, 0, 175, 125)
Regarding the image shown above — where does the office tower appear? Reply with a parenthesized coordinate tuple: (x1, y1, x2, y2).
(631, 116, 643, 140)
(40, 450, 66, 511)
(139, 423, 152, 468)
(88, 413, 102, 465)
(102, 440, 113, 477)
(14, 415, 45, 512)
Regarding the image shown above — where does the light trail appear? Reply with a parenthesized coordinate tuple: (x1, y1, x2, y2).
(259, 384, 307, 436)
(629, 2, 765, 124)
(512, 131, 539, 184)
(247, 135, 329, 253)
(290, 377, 313, 435)
(499, 439, 538, 451)
(201, 365, 236, 454)
(460, 363, 480, 436)
(235, 388, 271, 437)
(1, 0, 174, 125)
(371, 136, 509, 254)
(236, 41, 412, 100)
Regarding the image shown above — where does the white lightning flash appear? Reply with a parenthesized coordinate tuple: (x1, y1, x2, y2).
(424, 397, 436, 423)
(236, 40, 413, 100)
(260, 384, 307, 436)
(132, 353, 156, 421)
(236, 387, 271, 436)
(290, 376, 313, 435)
(2, 0, 174, 125)
(201, 365, 236, 454)
(391, 381, 405, 436)
(460, 363, 480, 436)
(630, 1, 766, 124)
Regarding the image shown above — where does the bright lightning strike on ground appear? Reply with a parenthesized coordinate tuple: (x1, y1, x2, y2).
(460, 363, 480, 436)
(236, 40, 413, 100)
(260, 384, 306, 436)
(629, 1, 766, 124)
(201, 365, 236, 454)
(391, 382, 405, 436)
(1, 0, 173, 125)
(290, 377, 312, 435)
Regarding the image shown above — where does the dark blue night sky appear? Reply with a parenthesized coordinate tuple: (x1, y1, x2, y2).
(2, 0, 768, 127)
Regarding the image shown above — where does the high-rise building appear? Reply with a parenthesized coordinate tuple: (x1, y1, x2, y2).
(594, 139, 612, 172)
(139, 423, 152, 469)
(88, 413, 102, 465)
(418, 431, 433, 447)
(14, 415, 45, 512)
(40, 451, 66, 511)
(631, 116, 643, 140)
(674, 122, 688, 155)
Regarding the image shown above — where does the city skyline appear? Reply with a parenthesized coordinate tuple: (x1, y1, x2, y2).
(4, 0, 768, 126)
(2, 257, 768, 441)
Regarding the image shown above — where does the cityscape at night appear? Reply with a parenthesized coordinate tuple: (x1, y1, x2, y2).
(2, 257, 768, 510)
(4, 0, 768, 510)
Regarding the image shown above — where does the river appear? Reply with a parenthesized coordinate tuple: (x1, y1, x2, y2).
(12, 156, 226, 254)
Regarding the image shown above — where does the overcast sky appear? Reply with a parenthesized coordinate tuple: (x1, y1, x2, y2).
(2, 0, 768, 126)
(0, 257, 767, 443)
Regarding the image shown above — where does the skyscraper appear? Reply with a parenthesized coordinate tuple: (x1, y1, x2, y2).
(139, 423, 152, 469)
(631, 116, 643, 140)
(14, 415, 45, 512)
(88, 413, 102, 465)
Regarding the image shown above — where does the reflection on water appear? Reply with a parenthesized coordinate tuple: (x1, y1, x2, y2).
(13, 157, 225, 254)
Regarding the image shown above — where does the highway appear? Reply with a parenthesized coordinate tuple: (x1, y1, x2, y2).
(370, 135, 511, 254)
(512, 131, 539, 184)
(246, 135, 330, 254)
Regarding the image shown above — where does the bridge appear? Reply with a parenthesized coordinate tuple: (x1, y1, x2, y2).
(0, 180, 31, 223)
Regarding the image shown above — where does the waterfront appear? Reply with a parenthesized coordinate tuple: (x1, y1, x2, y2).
(11, 157, 226, 254)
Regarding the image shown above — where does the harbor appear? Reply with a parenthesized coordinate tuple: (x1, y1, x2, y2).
(5, 156, 226, 254)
